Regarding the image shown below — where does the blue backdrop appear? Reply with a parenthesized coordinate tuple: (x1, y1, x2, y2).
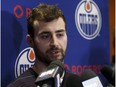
(2, 0, 110, 87)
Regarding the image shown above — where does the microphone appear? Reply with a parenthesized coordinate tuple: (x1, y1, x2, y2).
(66, 74, 83, 87)
(80, 69, 103, 87)
(35, 60, 65, 87)
(100, 65, 115, 86)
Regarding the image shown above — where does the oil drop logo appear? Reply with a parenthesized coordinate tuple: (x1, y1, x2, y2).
(75, 0, 102, 40)
(15, 47, 35, 78)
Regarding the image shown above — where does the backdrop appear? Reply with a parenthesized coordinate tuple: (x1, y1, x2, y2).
(2, 0, 110, 87)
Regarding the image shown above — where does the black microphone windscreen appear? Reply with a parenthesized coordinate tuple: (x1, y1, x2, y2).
(100, 65, 115, 86)
(47, 60, 64, 77)
(80, 69, 97, 81)
(47, 60, 64, 69)
(66, 74, 83, 87)
(35, 60, 65, 86)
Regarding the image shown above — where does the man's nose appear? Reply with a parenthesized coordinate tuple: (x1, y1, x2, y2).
(49, 35, 58, 47)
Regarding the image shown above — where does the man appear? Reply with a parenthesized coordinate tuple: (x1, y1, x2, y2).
(8, 3, 72, 87)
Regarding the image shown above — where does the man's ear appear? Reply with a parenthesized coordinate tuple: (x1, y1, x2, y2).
(26, 34, 34, 47)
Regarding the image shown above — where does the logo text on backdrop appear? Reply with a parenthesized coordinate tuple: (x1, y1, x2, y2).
(15, 47, 35, 78)
(75, 0, 102, 40)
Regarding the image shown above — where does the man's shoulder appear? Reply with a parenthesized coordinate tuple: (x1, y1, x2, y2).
(61, 70, 76, 87)
(18, 68, 37, 78)
(7, 68, 37, 87)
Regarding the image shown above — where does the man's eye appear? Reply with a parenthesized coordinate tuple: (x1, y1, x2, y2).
(41, 34, 50, 39)
(57, 33, 64, 38)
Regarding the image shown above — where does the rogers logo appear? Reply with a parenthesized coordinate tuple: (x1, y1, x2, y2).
(13, 4, 31, 18)
(15, 47, 35, 78)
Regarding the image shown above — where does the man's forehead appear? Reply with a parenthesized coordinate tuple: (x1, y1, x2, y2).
(33, 19, 66, 34)
(33, 17, 65, 28)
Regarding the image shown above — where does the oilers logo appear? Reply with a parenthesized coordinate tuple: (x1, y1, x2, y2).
(15, 47, 35, 78)
(75, 0, 102, 40)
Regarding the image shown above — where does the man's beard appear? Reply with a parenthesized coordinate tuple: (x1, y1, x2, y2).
(33, 46, 65, 65)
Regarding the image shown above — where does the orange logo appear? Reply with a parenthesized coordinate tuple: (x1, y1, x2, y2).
(15, 47, 35, 78)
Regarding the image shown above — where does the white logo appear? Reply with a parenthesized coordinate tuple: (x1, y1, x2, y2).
(39, 68, 55, 77)
(15, 47, 35, 78)
(75, 0, 102, 40)
(82, 76, 103, 87)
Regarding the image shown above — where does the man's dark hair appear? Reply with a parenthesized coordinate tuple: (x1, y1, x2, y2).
(27, 3, 66, 38)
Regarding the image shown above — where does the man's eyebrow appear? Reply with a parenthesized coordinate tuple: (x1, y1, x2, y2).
(38, 29, 66, 35)
(39, 31, 50, 35)
(55, 29, 66, 33)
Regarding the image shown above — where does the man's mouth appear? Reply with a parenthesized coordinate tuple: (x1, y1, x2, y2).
(49, 50, 61, 58)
